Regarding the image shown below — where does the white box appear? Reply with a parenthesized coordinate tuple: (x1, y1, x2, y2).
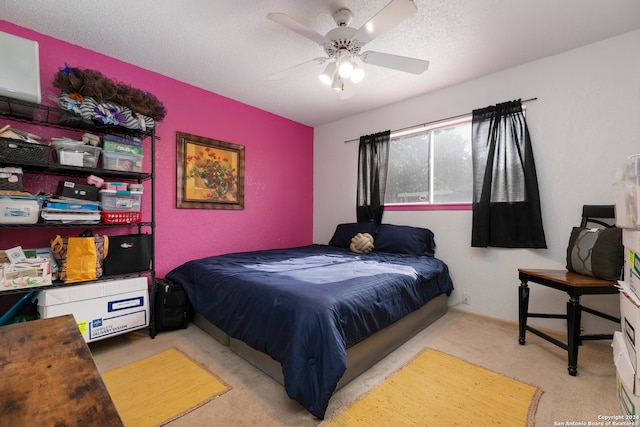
(613, 331, 640, 416)
(620, 282, 640, 371)
(0, 31, 41, 104)
(625, 247, 640, 299)
(624, 227, 640, 253)
(624, 229, 640, 299)
(37, 277, 149, 342)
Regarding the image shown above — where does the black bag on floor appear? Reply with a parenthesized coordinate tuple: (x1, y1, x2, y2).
(150, 278, 192, 338)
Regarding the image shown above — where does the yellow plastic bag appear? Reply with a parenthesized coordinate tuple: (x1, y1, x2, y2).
(51, 234, 109, 283)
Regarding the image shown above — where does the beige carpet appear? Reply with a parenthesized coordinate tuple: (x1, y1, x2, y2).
(102, 347, 230, 427)
(321, 348, 542, 426)
(89, 309, 621, 426)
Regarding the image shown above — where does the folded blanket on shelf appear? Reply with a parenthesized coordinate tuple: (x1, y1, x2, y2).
(57, 93, 156, 131)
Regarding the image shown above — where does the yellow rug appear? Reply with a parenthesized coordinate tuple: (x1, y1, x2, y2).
(102, 347, 230, 427)
(322, 348, 542, 427)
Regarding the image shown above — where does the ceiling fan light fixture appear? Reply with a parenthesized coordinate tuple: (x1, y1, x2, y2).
(338, 56, 354, 78)
(268, 0, 428, 95)
(351, 64, 364, 83)
(319, 61, 337, 85)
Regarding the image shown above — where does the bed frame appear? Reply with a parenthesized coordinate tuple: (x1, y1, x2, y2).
(193, 292, 448, 390)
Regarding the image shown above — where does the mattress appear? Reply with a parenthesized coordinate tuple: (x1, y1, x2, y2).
(166, 244, 454, 418)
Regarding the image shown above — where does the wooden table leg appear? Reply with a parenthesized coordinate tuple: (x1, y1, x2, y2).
(519, 280, 529, 345)
(566, 295, 581, 376)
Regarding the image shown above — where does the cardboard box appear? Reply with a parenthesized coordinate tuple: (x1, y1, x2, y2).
(620, 282, 640, 371)
(624, 229, 640, 300)
(23, 247, 58, 279)
(37, 277, 149, 342)
(103, 139, 143, 156)
(103, 134, 142, 147)
(613, 331, 640, 416)
(625, 247, 640, 300)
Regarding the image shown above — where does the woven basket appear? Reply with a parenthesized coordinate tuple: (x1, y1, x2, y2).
(0, 137, 51, 163)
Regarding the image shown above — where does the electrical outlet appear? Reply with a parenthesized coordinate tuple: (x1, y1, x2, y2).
(463, 292, 471, 305)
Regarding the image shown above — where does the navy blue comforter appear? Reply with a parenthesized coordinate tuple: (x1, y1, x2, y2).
(166, 244, 453, 418)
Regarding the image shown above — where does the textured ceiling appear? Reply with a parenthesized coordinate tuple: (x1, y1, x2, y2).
(2, 0, 640, 127)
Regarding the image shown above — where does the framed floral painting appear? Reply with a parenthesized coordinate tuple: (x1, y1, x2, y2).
(176, 131, 245, 209)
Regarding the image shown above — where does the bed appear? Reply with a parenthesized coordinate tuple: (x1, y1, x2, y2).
(166, 223, 454, 419)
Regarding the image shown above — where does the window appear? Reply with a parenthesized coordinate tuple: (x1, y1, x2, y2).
(384, 116, 473, 208)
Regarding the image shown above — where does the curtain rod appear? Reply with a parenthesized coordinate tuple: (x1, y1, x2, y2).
(343, 97, 538, 143)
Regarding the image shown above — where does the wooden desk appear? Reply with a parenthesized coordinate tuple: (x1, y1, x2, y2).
(518, 269, 620, 376)
(0, 315, 124, 427)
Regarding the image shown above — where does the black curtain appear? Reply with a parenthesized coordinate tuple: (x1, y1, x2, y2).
(471, 100, 546, 248)
(357, 130, 390, 225)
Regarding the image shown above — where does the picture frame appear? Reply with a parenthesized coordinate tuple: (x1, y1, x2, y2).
(176, 131, 245, 209)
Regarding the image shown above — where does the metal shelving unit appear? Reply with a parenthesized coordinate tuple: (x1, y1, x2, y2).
(0, 96, 156, 295)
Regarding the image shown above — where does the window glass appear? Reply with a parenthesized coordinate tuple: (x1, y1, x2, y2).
(385, 132, 430, 204)
(384, 117, 472, 207)
(432, 123, 472, 203)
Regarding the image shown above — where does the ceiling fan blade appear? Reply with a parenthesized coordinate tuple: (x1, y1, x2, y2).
(268, 57, 325, 80)
(353, 0, 417, 45)
(360, 51, 429, 74)
(267, 13, 331, 46)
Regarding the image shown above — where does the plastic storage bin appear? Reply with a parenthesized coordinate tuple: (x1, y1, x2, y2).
(102, 151, 143, 172)
(0, 195, 46, 224)
(99, 189, 142, 211)
(615, 155, 640, 229)
(54, 142, 101, 168)
(103, 182, 128, 191)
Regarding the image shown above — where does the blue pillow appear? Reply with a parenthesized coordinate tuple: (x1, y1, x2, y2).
(329, 222, 377, 248)
(374, 224, 436, 256)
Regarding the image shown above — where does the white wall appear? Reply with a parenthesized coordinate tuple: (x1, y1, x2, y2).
(313, 30, 640, 333)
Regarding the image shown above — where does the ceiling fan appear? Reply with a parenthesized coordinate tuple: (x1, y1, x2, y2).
(267, 0, 429, 96)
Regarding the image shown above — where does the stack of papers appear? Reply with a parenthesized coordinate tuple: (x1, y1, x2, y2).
(41, 198, 101, 224)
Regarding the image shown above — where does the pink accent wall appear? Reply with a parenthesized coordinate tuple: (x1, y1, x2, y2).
(0, 21, 314, 277)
